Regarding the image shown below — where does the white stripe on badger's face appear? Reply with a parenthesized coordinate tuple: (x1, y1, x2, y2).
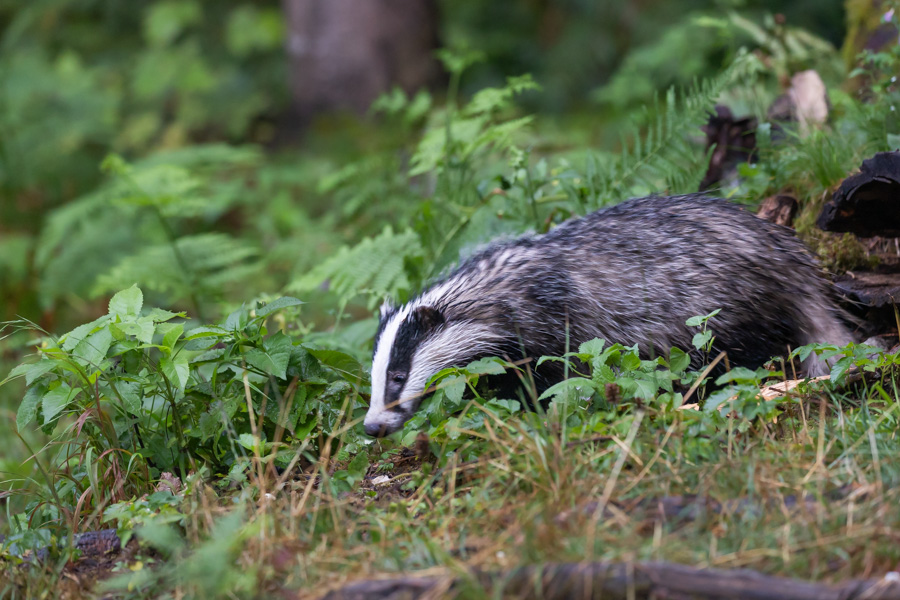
(365, 312, 508, 436)
(402, 322, 506, 406)
(365, 304, 412, 435)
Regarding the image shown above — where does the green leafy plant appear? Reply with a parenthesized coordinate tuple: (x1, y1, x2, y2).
(2, 286, 368, 531)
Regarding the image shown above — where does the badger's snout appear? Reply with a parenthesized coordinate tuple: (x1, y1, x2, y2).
(363, 414, 404, 437)
(364, 421, 388, 437)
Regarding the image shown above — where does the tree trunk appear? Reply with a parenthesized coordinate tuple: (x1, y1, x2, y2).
(282, 0, 441, 126)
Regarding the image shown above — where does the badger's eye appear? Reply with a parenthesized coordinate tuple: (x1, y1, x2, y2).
(391, 373, 406, 384)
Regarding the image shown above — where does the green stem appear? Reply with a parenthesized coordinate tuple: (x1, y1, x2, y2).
(426, 192, 493, 279)
(523, 158, 540, 228)
(15, 431, 69, 533)
(152, 206, 205, 321)
(159, 370, 187, 475)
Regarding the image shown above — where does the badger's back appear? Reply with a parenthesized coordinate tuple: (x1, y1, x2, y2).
(422, 194, 850, 373)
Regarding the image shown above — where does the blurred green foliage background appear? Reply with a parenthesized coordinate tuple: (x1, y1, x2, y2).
(0, 0, 847, 322)
(0, 0, 861, 528)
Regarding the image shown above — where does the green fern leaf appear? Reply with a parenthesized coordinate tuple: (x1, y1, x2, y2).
(288, 227, 423, 308)
(587, 55, 747, 205)
(93, 233, 260, 303)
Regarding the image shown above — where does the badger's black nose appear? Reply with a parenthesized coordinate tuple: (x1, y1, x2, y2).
(365, 423, 385, 437)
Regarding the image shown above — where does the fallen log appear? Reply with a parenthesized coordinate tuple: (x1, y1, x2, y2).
(833, 270, 900, 334)
(320, 561, 900, 600)
(817, 151, 900, 237)
(834, 271, 900, 310)
(0, 528, 121, 562)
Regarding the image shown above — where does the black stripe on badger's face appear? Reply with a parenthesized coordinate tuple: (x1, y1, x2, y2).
(384, 308, 442, 410)
(373, 302, 397, 357)
(365, 305, 444, 437)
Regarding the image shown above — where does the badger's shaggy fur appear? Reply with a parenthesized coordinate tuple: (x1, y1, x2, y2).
(364, 194, 853, 437)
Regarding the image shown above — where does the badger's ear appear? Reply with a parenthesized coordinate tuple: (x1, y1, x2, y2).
(413, 305, 444, 333)
(379, 298, 394, 318)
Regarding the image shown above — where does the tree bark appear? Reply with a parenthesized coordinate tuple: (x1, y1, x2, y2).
(282, 0, 441, 125)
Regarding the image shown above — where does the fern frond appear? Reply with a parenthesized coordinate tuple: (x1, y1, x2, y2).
(288, 226, 423, 308)
(93, 233, 260, 302)
(587, 55, 747, 206)
(35, 146, 260, 309)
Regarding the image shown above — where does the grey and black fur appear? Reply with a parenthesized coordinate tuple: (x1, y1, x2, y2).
(364, 194, 854, 437)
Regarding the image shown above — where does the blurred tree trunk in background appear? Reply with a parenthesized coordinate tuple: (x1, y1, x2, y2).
(843, 0, 894, 68)
(282, 0, 441, 127)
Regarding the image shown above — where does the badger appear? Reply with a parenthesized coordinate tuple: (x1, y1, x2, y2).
(364, 194, 854, 437)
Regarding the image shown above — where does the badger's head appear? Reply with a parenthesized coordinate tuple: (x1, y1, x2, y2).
(364, 301, 446, 437)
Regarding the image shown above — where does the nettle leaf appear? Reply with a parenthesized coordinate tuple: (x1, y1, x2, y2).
(160, 354, 190, 392)
(703, 387, 736, 414)
(109, 285, 144, 318)
(438, 375, 467, 406)
(196, 397, 242, 440)
(715, 367, 762, 386)
(578, 338, 607, 357)
(112, 318, 156, 344)
(17, 384, 45, 431)
(346, 450, 369, 479)
(463, 357, 507, 376)
(184, 326, 229, 341)
(692, 330, 712, 350)
(830, 355, 854, 384)
(147, 307, 185, 322)
(161, 323, 184, 351)
(61, 315, 111, 352)
(332, 451, 370, 492)
(592, 363, 616, 384)
(307, 348, 364, 384)
(256, 296, 304, 318)
(539, 378, 601, 402)
(631, 376, 659, 400)
(320, 379, 354, 402)
(7, 360, 56, 386)
(594, 345, 623, 368)
(238, 433, 262, 452)
(73, 326, 114, 369)
(7, 363, 31, 380)
(244, 332, 292, 379)
(114, 380, 143, 416)
(669, 347, 691, 372)
(294, 414, 318, 440)
(287, 347, 327, 382)
(485, 399, 520, 416)
(535, 355, 565, 368)
(621, 351, 642, 371)
(42, 384, 81, 424)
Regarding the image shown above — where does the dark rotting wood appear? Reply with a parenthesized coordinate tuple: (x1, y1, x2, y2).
(1, 528, 122, 562)
(319, 561, 900, 600)
(834, 271, 900, 309)
(817, 152, 900, 237)
(699, 105, 757, 191)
